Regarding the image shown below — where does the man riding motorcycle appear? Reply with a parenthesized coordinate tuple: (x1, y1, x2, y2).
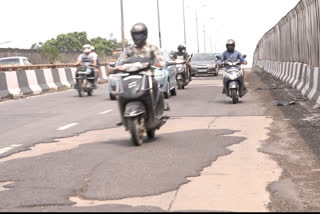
(218, 39, 248, 94)
(172, 45, 192, 81)
(90, 45, 100, 84)
(116, 22, 168, 125)
(74, 44, 98, 89)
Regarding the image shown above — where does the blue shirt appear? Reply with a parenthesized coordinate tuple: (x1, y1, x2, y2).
(218, 50, 247, 64)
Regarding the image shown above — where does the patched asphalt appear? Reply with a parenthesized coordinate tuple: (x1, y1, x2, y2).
(0, 128, 244, 209)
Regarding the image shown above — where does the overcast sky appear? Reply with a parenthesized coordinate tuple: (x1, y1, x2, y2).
(0, 0, 299, 65)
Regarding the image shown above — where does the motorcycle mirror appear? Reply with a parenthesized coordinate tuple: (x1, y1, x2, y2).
(242, 55, 247, 59)
(216, 55, 222, 60)
(108, 62, 116, 68)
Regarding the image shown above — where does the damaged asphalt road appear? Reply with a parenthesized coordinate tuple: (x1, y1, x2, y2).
(1, 70, 320, 211)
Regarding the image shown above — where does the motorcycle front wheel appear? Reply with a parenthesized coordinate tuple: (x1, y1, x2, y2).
(87, 89, 93, 96)
(231, 89, 238, 104)
(177, 79, 184, 90)
(78, 79, 84, 97)
(128, 116, 145, 146)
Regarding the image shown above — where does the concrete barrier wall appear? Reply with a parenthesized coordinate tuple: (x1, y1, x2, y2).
(253, 0, 320, 104)
(0, 48, 120, 64)
(256, 60, 320, 103)
(0, 66, 109, 100)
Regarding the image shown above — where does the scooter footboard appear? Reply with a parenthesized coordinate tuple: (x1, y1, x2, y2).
(124, 102, 146, 118)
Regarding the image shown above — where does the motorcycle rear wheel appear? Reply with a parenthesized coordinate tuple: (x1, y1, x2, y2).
(128, 116, 144, 146)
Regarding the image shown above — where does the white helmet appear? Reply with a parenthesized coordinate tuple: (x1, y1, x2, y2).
(82, 44, 91, 53)
(90, 45, 95, 51)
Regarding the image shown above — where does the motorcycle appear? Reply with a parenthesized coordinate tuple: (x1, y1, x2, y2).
(222, 56, 247, 104)
(175, 58, 190, 90)
(75, 58, 96, 97)
(114, 56, 169, 146)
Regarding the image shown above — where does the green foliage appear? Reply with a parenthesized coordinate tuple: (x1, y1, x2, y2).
(41, 40, 60, 63)
(30, 42, 43, 50)
(54, 32, 90, 52)
(90, 37, 121, 55)
(39, 32, 122, 62)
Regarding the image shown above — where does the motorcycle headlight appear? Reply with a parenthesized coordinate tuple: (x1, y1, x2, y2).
(227, 72, 239, 80)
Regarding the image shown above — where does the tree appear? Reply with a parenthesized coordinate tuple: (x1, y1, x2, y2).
(54, 32, 90, 52)
(30, 42, 43, 50)
(38, 31, 122, 63)
(90, 37, 121, 55)
(41, 40, 60, 63)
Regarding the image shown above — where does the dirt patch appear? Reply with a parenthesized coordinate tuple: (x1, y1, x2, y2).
(251, 68, 320, 212)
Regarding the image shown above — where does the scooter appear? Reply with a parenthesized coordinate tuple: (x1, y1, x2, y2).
(75, 58, 96, 97)
(222, 56, 247, 104)
(115, 56, 169, 146)
(175, 58, 190, 90)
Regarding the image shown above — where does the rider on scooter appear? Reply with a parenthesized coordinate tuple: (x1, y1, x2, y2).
(74, 44, 98, 89)
(172, 45, 192, 81)
(218, 39, 248, 94)
(117, 23, 168, 125)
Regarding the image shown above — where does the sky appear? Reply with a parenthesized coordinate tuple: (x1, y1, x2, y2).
(0, 0, 300, 66)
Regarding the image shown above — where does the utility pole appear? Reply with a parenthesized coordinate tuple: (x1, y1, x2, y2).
(203, 24, 206, 52)
(156, 0, 162, 48)
(196, 9, 199, 53)
(210, 35, 212, 52)
(182, 0, 187, 45)
(120, 0, 125, 51)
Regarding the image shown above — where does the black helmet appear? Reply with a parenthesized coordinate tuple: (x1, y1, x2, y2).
(226, 39, 235, 52)
(178, 45, 186, 52)
(131, 23, 148, 48)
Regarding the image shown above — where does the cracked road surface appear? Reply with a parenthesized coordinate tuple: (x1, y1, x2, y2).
(1, 70, 320, 212)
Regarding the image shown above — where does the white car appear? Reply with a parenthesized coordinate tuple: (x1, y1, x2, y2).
(0, 57, 32, 66)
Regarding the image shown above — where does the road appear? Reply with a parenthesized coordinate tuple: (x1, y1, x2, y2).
(1, 69, 320, 212)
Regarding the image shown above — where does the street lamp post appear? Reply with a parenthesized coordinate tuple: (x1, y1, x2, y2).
(196, 9, 200, 53)
(156, 0, 162, 48)
(203, 24, 206, 52)
(182, 0, 187, 45)
(120, 0, 125, 51)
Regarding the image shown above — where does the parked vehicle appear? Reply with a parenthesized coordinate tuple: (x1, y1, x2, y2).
(75, 57, 96, 97)
(190, 53, 218, 76)
(0, 57, 32, 66)
(175, 58, 190, 90)
(221, 55, 247, 104)
(114, 56, 169, 146)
